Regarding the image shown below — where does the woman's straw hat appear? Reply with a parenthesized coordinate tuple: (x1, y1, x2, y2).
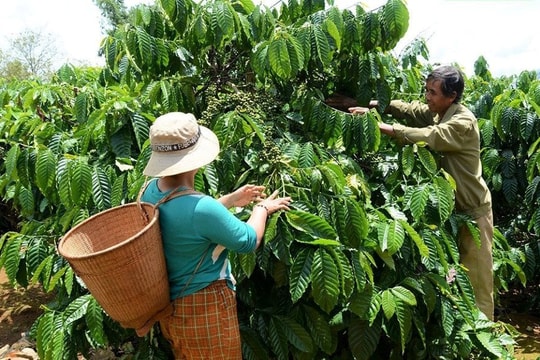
(143, 112, 220, 177)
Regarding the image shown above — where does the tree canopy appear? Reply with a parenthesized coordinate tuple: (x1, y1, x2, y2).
(2, 0, 540, 359)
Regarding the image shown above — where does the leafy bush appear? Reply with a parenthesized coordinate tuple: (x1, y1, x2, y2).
(2, 0, 538, 359)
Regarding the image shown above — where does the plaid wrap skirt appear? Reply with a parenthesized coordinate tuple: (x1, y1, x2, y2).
(159, 280, 242, 360)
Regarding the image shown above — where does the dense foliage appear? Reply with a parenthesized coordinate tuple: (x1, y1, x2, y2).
(1, 0, 540, 359)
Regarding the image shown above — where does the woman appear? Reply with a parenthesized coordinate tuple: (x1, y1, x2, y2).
(141, 112, 291, 359)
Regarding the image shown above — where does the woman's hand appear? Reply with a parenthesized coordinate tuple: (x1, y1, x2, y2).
(220, 184, 266, 208)
(248, 189, 291, 248)
(257, 190, 291, 215)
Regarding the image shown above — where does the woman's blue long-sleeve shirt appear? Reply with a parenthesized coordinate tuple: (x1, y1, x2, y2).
(141, 179, 257, 299)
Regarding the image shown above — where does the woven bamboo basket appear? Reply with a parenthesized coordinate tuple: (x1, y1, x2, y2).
(58, 202, 172, 337)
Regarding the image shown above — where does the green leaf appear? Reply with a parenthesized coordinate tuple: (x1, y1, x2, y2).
(64, 267, 75, 296)
(520, 111, 535, 141)
(375, 247, 395, 270)
(273, 314, 313, 352)
(474, 332, 503, 358)
(46, 266, 67, 293)
(416, 145, 437, 175)
(35, 149, 56, 195)
(381, 289, 396, 319)
(312, 25, 331, 66)
(210, 1, 235, 47)
(70, 159, 92, 207)
(232, 0, 255, 14)
(36, 312, 54, 359)
(74, 92, 88, 123)
(268, 37, 292, 80)
(240, 325, 270, 359)
(268, 317, 288, 360)
(239, 113, 266, 143)
(479, 118, 494, 145)
(502, 176, 518, 204)
(136, 27, 154, 64)
(381, 0, 409, 40)
(64, 294, 92, 326)
(335, 198, 365, 248)
(377, 220, 404, 255)
(525, 176, 540, 205)
(1, 233, 23, 282)
(432, 176, 455, 222)
(353, 250, 375, 289)
(329, 247, 354, 300)
(26, 238, 50, 277)
(238, 252, 256, 277)
(86, 297, 106, 346)
(323, 17, 341, 51)
(286, 210, 337, 240)
(57, 158, 72, 207)
(30, 254, 53, 290)
(298, 142, 317, 168)
(408, 184, 429, 220)
(303, 305, 335, 354)
(5, 145, 21, 180)
(18, 185, 35, 216)
(290, 248, 314, 303)
(311, 248, 340, 313)
(360, 11, 380, 51)
(401, 145, 415, 176)
(349, 285, 374, 319)
(349, 316, 381, 360)
(50, 315, 65, 360)
(391, 286, 417, 306)
(399, 220, 429, 258)
(92, 167, 111, 210)
(110, 174, 126, 207)
(160, 0, 191, 33)
(286, 32, 305, 73)
(267, 32, 304, 80)
(394, 298, 412, 353)
(420, 277, 438, 315)
(131, 113, 150, 150)
(318, 162, 347, 194)
(16, 147, 32, 188)
(376, 79, 391, 114)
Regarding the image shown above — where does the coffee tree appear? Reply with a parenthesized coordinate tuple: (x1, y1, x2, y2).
(2, 0, 534, 358)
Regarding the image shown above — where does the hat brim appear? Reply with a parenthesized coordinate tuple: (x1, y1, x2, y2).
(143, 126, 220, 177)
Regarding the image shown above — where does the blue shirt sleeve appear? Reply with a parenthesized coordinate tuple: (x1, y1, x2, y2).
(193, 196, 258, 253)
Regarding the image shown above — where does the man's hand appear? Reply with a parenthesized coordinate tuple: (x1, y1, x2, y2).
(348, 106, 370, 115)
(348, 100, 379, 115)
(378, 122, 395, 137)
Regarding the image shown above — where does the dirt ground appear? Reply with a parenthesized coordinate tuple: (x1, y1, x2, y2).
(1, 269, 540, 358)
(0, 269, 56, 348)
(497, 290, 540, 360)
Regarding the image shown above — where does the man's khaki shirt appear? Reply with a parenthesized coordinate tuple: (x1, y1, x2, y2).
(388, 100, 492, 218)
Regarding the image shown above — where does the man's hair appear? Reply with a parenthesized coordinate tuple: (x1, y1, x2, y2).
(427, 66, 464, 103)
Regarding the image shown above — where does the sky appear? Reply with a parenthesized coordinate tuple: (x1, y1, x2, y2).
(0, 0, 538, 77)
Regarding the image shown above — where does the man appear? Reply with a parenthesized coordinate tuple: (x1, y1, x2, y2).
(349, 65, 494, 320)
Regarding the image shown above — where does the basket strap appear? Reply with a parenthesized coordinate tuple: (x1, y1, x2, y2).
(137, 177, 202, 221)
(178, 245, 211, 298)
(138, 177, 209, 297)
(138, 178, 208, 296)
(137, 178, 152, 223)
(154, 188, 200, 208)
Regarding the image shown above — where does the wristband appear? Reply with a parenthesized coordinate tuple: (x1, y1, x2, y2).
(255, 204, 269, 214)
